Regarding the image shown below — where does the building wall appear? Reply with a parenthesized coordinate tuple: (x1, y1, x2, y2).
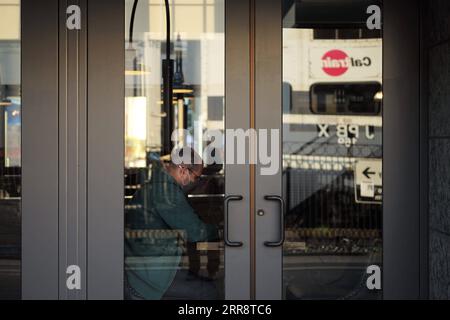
(426, 0, 450, 300)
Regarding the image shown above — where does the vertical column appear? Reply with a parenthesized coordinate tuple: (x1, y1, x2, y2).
(87, 0, 124, 299)
(254, 0, 282, 300)
(225, 0, 252, 300)
(58, 0, 87, 299)
(383, 0, 421, 299)
(22, 0, 60, 299)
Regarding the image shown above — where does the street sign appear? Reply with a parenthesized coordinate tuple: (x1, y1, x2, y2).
(354, 159, 382, 204)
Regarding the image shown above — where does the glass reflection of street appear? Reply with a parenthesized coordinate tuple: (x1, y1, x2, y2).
(282, 0, 383, 299)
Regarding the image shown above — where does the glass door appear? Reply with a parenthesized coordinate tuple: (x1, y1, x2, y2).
(88, 0, 421, 301)
(281, 0, 383, 299)
(254, 0, 383, 300)
(97, 0, 384, 301)
(122, 0, 251, 300)
(12, 0, 422, 301)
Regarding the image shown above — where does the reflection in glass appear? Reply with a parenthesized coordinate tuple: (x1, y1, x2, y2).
(282, 1, 383, 299)
(0, 0, 21, 300)
(124, 0, 225, 300)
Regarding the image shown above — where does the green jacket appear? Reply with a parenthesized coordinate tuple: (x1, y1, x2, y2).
(125, 162, 218, 299)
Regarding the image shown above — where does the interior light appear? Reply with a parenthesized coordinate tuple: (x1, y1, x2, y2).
(173, 88, 193, 94)
(374, 91, 383, 101)
(157, 100, 179, 105)
(161, 88, 194, 94)
(125, 96, 147, 140)
(125, 70, 151, 76)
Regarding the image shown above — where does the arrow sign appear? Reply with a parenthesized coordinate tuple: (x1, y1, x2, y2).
(363, 167, 376, 179)
(355, 159, 382, 204)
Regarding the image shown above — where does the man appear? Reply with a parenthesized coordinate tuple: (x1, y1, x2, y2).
(125, 147, 218, 300)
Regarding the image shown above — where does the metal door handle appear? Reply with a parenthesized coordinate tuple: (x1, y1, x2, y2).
(263, 195, 285, 247)
(224, 195, 243, 247)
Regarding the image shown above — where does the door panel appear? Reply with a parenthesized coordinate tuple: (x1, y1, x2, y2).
(253, 0, 385, 300)
(87, 0, 125, 299)
(278, 0, 383, 300)
(254, 0, 283, 300)
(225, 0, 251, 300)
(122, 0, 251, 300)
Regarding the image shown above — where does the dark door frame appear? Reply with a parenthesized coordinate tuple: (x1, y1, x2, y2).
(383, 0, 427, 299)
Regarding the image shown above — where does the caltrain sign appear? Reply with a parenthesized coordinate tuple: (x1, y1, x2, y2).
(310, 46, 382, 80)
(322, 49, 372, 76)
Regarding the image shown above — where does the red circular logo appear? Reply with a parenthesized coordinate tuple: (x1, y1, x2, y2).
(322, 49, 349, 76)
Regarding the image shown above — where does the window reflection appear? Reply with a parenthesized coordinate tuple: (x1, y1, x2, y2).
(124, 0, 225, 300)
(0, 0, 21, 300)
(282, 14, 383, 298)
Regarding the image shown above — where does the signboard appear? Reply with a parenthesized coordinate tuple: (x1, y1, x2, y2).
(354, 159, 382, 204)
(310, 46, 382, 80)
